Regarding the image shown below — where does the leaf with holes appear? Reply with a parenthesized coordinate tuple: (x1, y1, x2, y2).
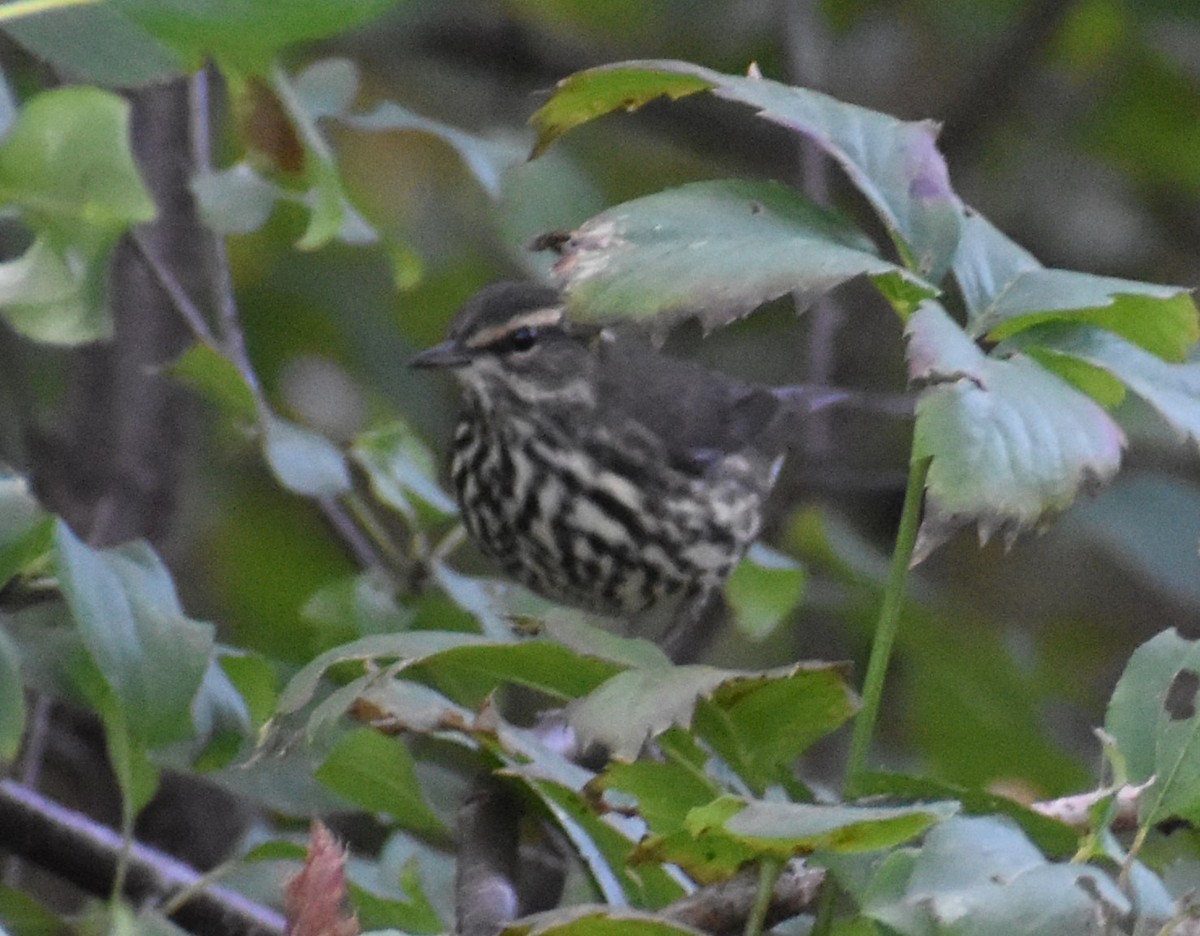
(1107, 629, 1200, 825)
(568, 660, 855, 787)
(548, 178, 933, 332)
(531, 59, 961, 278)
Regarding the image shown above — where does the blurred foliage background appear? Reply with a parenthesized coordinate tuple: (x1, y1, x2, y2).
(223, 0, 1200, 793)
(3, 0, 1200, 896)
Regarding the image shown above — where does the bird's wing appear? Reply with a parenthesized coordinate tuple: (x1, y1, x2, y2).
(595, 337, 781, 471)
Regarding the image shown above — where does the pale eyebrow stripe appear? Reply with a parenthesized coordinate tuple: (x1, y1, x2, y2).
(465, 306, 565, 349)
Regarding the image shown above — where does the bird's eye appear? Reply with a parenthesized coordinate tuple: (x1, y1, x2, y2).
(508, 326, 538, 352)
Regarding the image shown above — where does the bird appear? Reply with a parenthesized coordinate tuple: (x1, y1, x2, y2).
(411, 281, 840, 656)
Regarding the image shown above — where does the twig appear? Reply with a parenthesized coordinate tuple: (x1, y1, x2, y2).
(455, 777, 522, 936)
(664, 858, 824, 936)
(128, 229, 220, 351)
(0, 779, 285, 936)
(1029, 779, 1152, 832)
(779, 0, 842, 457)
(191, 71, 264, 401)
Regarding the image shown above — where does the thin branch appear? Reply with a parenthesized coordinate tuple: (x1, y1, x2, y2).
(455, 777, 522, 936)
(779, 0, 842, 457)
(0, 779, 285, 936)
(1030, 779, 1151, 833)
(845, 455, 930, 796)
(128, 229, 220, 350)
(664, 859, 824, 936)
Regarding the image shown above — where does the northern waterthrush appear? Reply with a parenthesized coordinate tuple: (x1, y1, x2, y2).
(412, 282, 837, 651)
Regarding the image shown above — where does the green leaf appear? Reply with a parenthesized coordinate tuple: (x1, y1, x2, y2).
(1022, 347, 1127, 408)
(530, 66, 713, 158)
(5, 5, 186, 87)
(854, 772, 1078, 858)
(340, 679, 471, 737)
(1069, 472, 1200, 609)
(262, 415, 352, 497)
(907, 302, 1125, 561)
(303, 572, 415, 637)
(862, 816, 1130, 936)
(429, 563, 510, 640)
(0, 237, 109, 345)
(352, 422, 456, 519)
(112, 0, 406, 72)
(532, 60, 962, 278)
(0, 628, 25, 760)
(641, 797, 955, 884)
(419, 640, 624, 709)
(538, 612, 672, 670)
(566, 665, 731, 762)
(0, 86, 156, 240)
(0, 471, 51, 589)
(350, 856, 444, 933)
(0, 885, 66, 936)
(568, 661, 855, 777)
(694, 664, 858, 792)
(190, 164, 283, 235)
(170, 344, 258, 421)
(509, 773, 686, 908)
(276, 631, 622, 719)
(293, 57, 360, 120)
(53, 520, 214, 748)
(1008, 324, 1200, 448)
(725, 543, 806, 641)
(316, 727, 445, 836)
(593, 760, 720, 835)
(217, 652, 277, 731)
(276, 632, 484, 715)
(190, 653, 257, 770)
(505, 905, 707, 936)
(0, 87, 155, 345)
(1106, 629, 1200, 825)
(714, 798, 957, 854)
(954, 211, 1198, 360)
(296, 157, 358, 250)
(552, 178, 931, 331)
(345, 99, 518, 200)
(90, 678, 161, 816)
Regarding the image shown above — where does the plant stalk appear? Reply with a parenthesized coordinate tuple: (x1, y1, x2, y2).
(845, 455, 930, 796)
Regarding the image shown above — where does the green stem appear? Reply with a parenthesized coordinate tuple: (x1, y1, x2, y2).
(743, 858, 781, 936)
(845, 455, 930, 797)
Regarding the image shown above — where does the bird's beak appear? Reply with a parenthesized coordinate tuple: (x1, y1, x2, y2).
(410, 340, 473, 369)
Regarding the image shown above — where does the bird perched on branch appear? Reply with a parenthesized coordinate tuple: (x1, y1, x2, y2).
(412, 282, 841, 656)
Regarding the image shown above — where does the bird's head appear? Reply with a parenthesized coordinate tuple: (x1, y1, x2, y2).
(410, 282, 598, 406)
